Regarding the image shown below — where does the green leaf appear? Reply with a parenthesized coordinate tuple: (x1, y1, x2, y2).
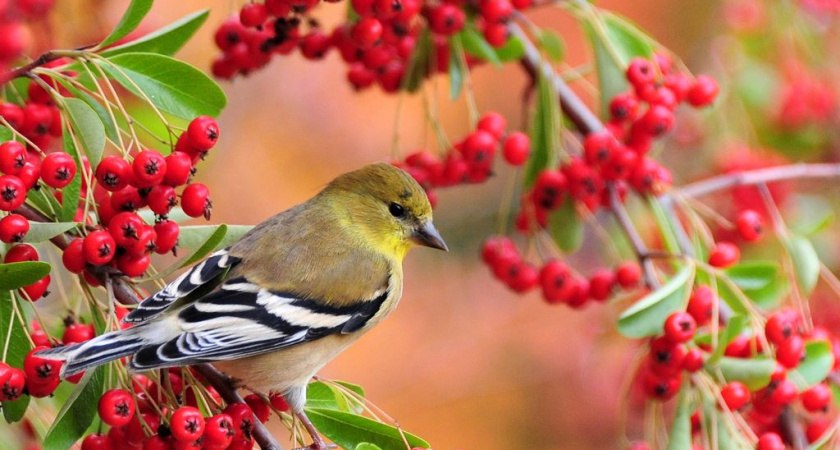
(64, 97, 106, 167)
(58, 123, 83, 222)
(448, 35, 466, 100)
(548, 196, 582, 252)
(43, 366, 107, 450)
(1, 291, 31, 423)
(493, 35, 525, 61)
(305, 408, 429, 450)
(401, 29, 431, 93)
(307, 382, 348, 411)
(712, 273, 751, 316)
(524, 73, 558, 188)
(785, 235, 820, 296)
(97, 53, 227, 118)
(617, 265, 693, 338)
(23, 222, 78, 243)
(648, 197, 680, 255)
(101, 10, 210, 57)
(356, 444, 383, 450)
(99, 0, 154, 48)
(582, 10, 655, 116)
(0, 125, 13, 141)
(725, 262, 778, 290)
(715, 356, 775, 391)
(0, 262, 52, 290)
(538, 30, 565, 62)
(334, 381, 366, 398)
(665, 392, 691, 450)
(460, 26, 502, 68)
(179, 224, 228, 268)
(790, 340, 835, 391)
(177, 224, 251, 251)
(49, 76, 119, 145)
(743, 276, 789, 311)
(137, 206, 191, 224)
(707, 315, 748, 365)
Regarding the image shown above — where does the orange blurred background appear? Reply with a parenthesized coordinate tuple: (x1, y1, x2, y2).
(55, 1, 721, 448)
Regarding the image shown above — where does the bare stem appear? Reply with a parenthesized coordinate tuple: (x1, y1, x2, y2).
(674, 163, 840, 200)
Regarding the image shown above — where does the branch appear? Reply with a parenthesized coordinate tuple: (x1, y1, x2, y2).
(780, 406, 807, 450)
(14, 204, 287, 450)
(608, 185, 659, 288)
(674, 162, 840, 200)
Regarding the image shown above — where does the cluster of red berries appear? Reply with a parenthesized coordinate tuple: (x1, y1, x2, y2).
(516, 55, 719, 232)
(392, 111, 530, 207)
(0, 0, 55, 75)
(635, 287, 840, 448)
(480, 235, 644, 306)
(83, 380, 290, 450)
(211, 0, 528, 92)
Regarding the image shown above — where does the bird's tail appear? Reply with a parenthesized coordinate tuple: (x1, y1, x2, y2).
(36, 325, 149, 378)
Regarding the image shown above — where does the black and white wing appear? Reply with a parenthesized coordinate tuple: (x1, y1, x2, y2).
(124, 249, 241, 324)
(128, 276, 390, 370)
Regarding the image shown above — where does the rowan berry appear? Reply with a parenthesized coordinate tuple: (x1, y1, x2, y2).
(181, 183, 212, 219)
(708, 242, 740, 268)
(186, 116, 220, 152)
(735, 209, 763, 241)
(663, 312, 697, 343)
(96, 156, 133, 192)
(615, 262, 641, 289)
(40, 151, 77, 188)
(0, 141, 27, 175)
(83, 230, 116, 265)
(721, 381, 751, 410)
(0, 175, 26, 211)
(0, 213, 29, 243)
(132, 150, 167, 188)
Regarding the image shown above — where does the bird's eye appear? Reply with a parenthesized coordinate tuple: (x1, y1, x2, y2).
(389, 202, 406, 218)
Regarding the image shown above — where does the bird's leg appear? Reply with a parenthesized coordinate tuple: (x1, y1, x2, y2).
(292, 409, 334, 450)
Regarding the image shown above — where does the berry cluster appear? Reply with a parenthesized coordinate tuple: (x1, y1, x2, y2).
(480, 235, 644, 307)
(391, 111, 530, 206)
(211, 0, 528, 92)
(84, 381, 290, 450)
(0, 0, 55, 75)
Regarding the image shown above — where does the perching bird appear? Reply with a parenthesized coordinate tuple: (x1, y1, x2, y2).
(38, 163, 447, 448)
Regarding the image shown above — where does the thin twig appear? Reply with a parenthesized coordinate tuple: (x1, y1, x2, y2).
(780, 406, 807, 450)
(608, 185, 659, 288)
(672, 163, 840, 200)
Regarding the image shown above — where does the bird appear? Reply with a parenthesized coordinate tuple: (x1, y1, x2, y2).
(38, 162, 447, 448)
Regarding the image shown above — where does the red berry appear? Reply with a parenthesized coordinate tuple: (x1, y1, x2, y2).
(21, 103, 52, 137)
(205, 414, 235, 448)
(124, 225, 157, 256)
(501, 132, 530, 166)
(708, 241, 740, 268)
(480, 0, 513, 22)
(532, 169, 567, 210)
(765, 309, 798, 345)
(642, 371, 681, 400)
(374, 0, 403, 19)
(756, 432, 784, 450)
(5, 243, 38, 262)
(687, 286, 715, 326)
(351, 18, 383, 48)
(735, 209, 764, 242)
(99, 390, 135, 427)
(477, 112, 507, 140)
(154, 220, 179, 255)
(626, 58, 656, 88)
(609, 92, 640, 122)
(0, 364, 25, 401)
(539, 260, 575, 304)
(62, 238, 86, 273)
(171, 406, 205, 442)
(721, 381, 751, 410)
(16, 163, 39, 190)
(147, 185, 177, 216)
(269, 393, 290, 412)
(132, 150, 167, 188)
(663, 312, 697, 343)
(682, 348, 704, 372)
(22, 275, 50, 300)
(483, 22, 509, 48)
(649, 336, 686, 377)
(300, 31, 332, 60)
(181, 183, 212, 219)
(126, 412, 160, 446)
(96, 156, 133, 192)
(83, 230, 117, 265)
(687, 75, 719, 107)
(0, 141, 27, 175)
(427, 4, 465, 36)
(186, 116, 220, 152)
(637, 105, 674, 137)
(504, 260, 539, 293)
(0, 213, 29, 243)
(40, 151, 77, 188)
(111, 186, 145, 211)
(63, 322, 94, 344)
(244, 393, 271, 423)
(583, 131, 618, 166)
(116, 253, 151, 278)
(801, 383, 832, 412)
(239, 3, 268, 28)
(81, 433, 113, 450)
(24, 345, 62, 384)
(776, 335, 805, 368)
(163, 152, 193, 187)
(223, 403, 255, 439)
(615, 262, 641, 289)
(0, 175, 26, 211)
(806, 418, 831, 444)
(587, 269, 615, 301)
(108, 211, 145, 247)
(462, 130, 497, 167)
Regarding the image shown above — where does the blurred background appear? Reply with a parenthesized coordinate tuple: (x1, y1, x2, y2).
(11, 0, 840, 448)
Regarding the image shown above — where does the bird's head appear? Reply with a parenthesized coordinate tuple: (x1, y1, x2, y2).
(322, 163, 448, 260)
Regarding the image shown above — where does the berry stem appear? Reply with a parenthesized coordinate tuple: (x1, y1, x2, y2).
(779, 406, 807, 450)
(608, 184, 659, 288)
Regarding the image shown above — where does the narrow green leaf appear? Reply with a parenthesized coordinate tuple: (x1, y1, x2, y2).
(715, 356, 775, 391)
(0, 125, 13, 141)
(99, 0, 154, 48)
(548, 196, 583, 252)
(58, 123, 83, 222)
(101, 10, 210, 57)
(712, 274, 751, 316)
(493, 35, 525, 61)
(785, 235, 820, 296)
(357, 444, 383, 450)
(401, 29, 431, 93)
(305, 408, 429, 450)
(617, 265, 693, 338)
(97, 53, 227, 118)
(460, 26, 502, 68)
(448, 35, 466, 100)
(43, 366, 107, 450)
(523, 73, 557, 188)
(790, 340, 835, 391)
(177, 224, 251, 251)
(725, 262, 778, 291)
(648, 197, 680, 255)
(665, 392, 691, 450)
(23, 222, 78, 243)
(0, 262, 52, 290)
(335, 380, 366, 398)
(743, 276, 789, 311)
(1, 291, 31, 423)
(179, 224, 227, 268)
(538, 30, 565, 62)
(64, 97, 105, 161)
(707, 315, 748, 365)
(307, 382, 349, 411)
(49, 77, 119, 145)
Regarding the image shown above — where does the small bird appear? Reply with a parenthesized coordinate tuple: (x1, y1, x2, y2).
(39, 163, 447, 448)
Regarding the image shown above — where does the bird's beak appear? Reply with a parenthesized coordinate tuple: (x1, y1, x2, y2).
(412, 221, 448, 251)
